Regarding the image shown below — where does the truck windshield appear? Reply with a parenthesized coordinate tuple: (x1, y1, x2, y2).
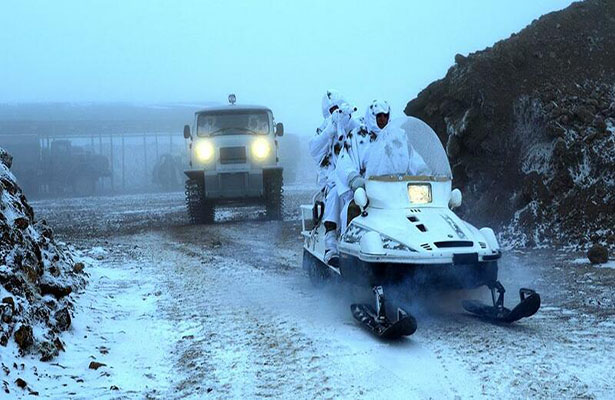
(197, 111, 270, 136)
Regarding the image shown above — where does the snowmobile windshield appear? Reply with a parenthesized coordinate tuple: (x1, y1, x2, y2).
(398, 117, 452, 178)
(365, 116, 452, 179)
(197, 111, 271, 136)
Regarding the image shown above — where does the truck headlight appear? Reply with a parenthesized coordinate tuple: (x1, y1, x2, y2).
(408, 183, 432, 204)
(251, 138, 270, 160)
(195, 141, 214, 162)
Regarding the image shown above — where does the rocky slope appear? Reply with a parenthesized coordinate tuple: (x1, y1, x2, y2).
(405, 0, 615, 248)
(0, 146, 86, 362)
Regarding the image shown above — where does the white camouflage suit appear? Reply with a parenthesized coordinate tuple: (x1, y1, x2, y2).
(309, 90, 359, 258)
(337, 100, 430, 230)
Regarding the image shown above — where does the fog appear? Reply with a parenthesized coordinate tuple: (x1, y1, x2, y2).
(2, 0, 574, 134)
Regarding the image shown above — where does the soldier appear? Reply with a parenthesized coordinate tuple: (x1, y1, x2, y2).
(337, 100, 430, 229)
(309, 90, 359, 266)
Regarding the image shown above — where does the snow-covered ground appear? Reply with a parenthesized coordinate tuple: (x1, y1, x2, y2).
(6, 190, 613, 399)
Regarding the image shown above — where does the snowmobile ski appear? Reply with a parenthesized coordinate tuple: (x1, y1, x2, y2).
(351, 304, 417, 339)
(350, 286, 417, 339)
(463, 286, 541, 323)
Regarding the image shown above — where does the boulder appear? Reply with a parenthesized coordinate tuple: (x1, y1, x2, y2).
(39, 282, 72, 299)
(587, 244, 609, 264)
(14, 324, 34, 350)
(39, 341, 59, 362)
(54, 307, 72, 331)
(89, 361, 106, 370)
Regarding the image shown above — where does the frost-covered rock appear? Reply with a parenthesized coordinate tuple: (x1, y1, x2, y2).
(405, 0, 615, 249)
(0, 146, 86, 360)
(587, 244, 608, 264)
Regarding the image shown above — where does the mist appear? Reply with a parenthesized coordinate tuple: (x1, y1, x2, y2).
(1, 0, 574, 135)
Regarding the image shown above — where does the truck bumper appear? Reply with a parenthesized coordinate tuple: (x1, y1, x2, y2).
(184, 167, 282, 201)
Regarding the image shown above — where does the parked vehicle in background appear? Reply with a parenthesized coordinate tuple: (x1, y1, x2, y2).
(0, 135, 110, 196)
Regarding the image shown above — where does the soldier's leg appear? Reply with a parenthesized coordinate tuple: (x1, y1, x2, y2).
(323, 188, 341, 267)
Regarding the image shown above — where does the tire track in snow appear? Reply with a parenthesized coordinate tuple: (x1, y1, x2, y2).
(155, 227, 483, 399)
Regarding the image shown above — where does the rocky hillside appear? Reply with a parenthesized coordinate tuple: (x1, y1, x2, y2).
(1, 146, 86, 363)
(405, 0, 615, 248)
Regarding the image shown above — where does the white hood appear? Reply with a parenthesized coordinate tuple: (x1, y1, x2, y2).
(321, 89, 346, 119)
(364, 99, 390, 134)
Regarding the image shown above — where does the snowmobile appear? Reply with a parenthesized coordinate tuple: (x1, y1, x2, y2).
(300, 116, 540, 339)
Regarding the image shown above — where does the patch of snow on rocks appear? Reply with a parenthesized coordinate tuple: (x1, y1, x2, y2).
(1, 146, 87, 395)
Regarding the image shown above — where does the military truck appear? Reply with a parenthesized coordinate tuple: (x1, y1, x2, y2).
(0, 135, 110, 196)
(183, 95, 284, 223)
(41, 140, 110, 195)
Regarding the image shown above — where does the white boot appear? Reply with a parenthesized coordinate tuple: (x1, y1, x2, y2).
(324, 229, 339, 267)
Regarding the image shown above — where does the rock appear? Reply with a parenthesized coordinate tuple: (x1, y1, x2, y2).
(88, 361, 106, 370)
(14, 325, 33, 351)
(13, 217, 29, 230)
(2, 146, 87, 364)
(574, 105, 595, 124)
(2, 297, 14, 308)
(73, 262, 85, 273)
(546, 121, 565, 138)
(54, 307, 71, 331)
(39, 341, 59, 362)
(454, 53, 467, 65)
(1, 304, 13, 323)
(39, 282, 72, 299)
(550, 170, 574, 193)
(593, 116, 607, 132)
(0, 148, 12, 169)
(446, 134, 461, 158)
(54, 337, 65, 352)
(587, 244, 608, 264)
(14, 378, 27, 389)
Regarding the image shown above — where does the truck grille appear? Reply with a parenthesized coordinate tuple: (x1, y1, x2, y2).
(219, 146, 246, 164)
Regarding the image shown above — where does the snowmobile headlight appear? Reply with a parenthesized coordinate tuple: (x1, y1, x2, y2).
(251, 138, 270, 160)
(195, 141, 214, 162)
(408, 184, 432, 204)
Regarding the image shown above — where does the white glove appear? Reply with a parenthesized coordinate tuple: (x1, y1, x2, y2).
(320, 118, 337, 138)
(337, 103, 357, 115)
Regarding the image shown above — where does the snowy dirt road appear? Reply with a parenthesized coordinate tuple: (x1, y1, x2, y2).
(16, 190, 615, 399)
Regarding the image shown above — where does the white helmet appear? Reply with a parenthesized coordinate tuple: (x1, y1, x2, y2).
(364, 99, 391, 133)
(321, 89, 346, 118)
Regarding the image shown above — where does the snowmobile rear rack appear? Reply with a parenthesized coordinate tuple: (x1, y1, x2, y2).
(462, 281, 541, 323)
(351, 286, 417, 339)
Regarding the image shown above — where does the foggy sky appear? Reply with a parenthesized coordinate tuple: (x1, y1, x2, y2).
(1, 0, 575, 134)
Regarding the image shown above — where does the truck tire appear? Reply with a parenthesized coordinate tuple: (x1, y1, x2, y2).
(185, 178, 214, 224)
(263, 168, 283, 220)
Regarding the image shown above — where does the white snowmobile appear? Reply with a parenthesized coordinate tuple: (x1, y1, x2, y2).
(300, 117, 540, 339)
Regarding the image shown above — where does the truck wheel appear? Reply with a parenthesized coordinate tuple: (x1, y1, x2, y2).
(263, 169, 283, 220)
(185, 178, 214, 224)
